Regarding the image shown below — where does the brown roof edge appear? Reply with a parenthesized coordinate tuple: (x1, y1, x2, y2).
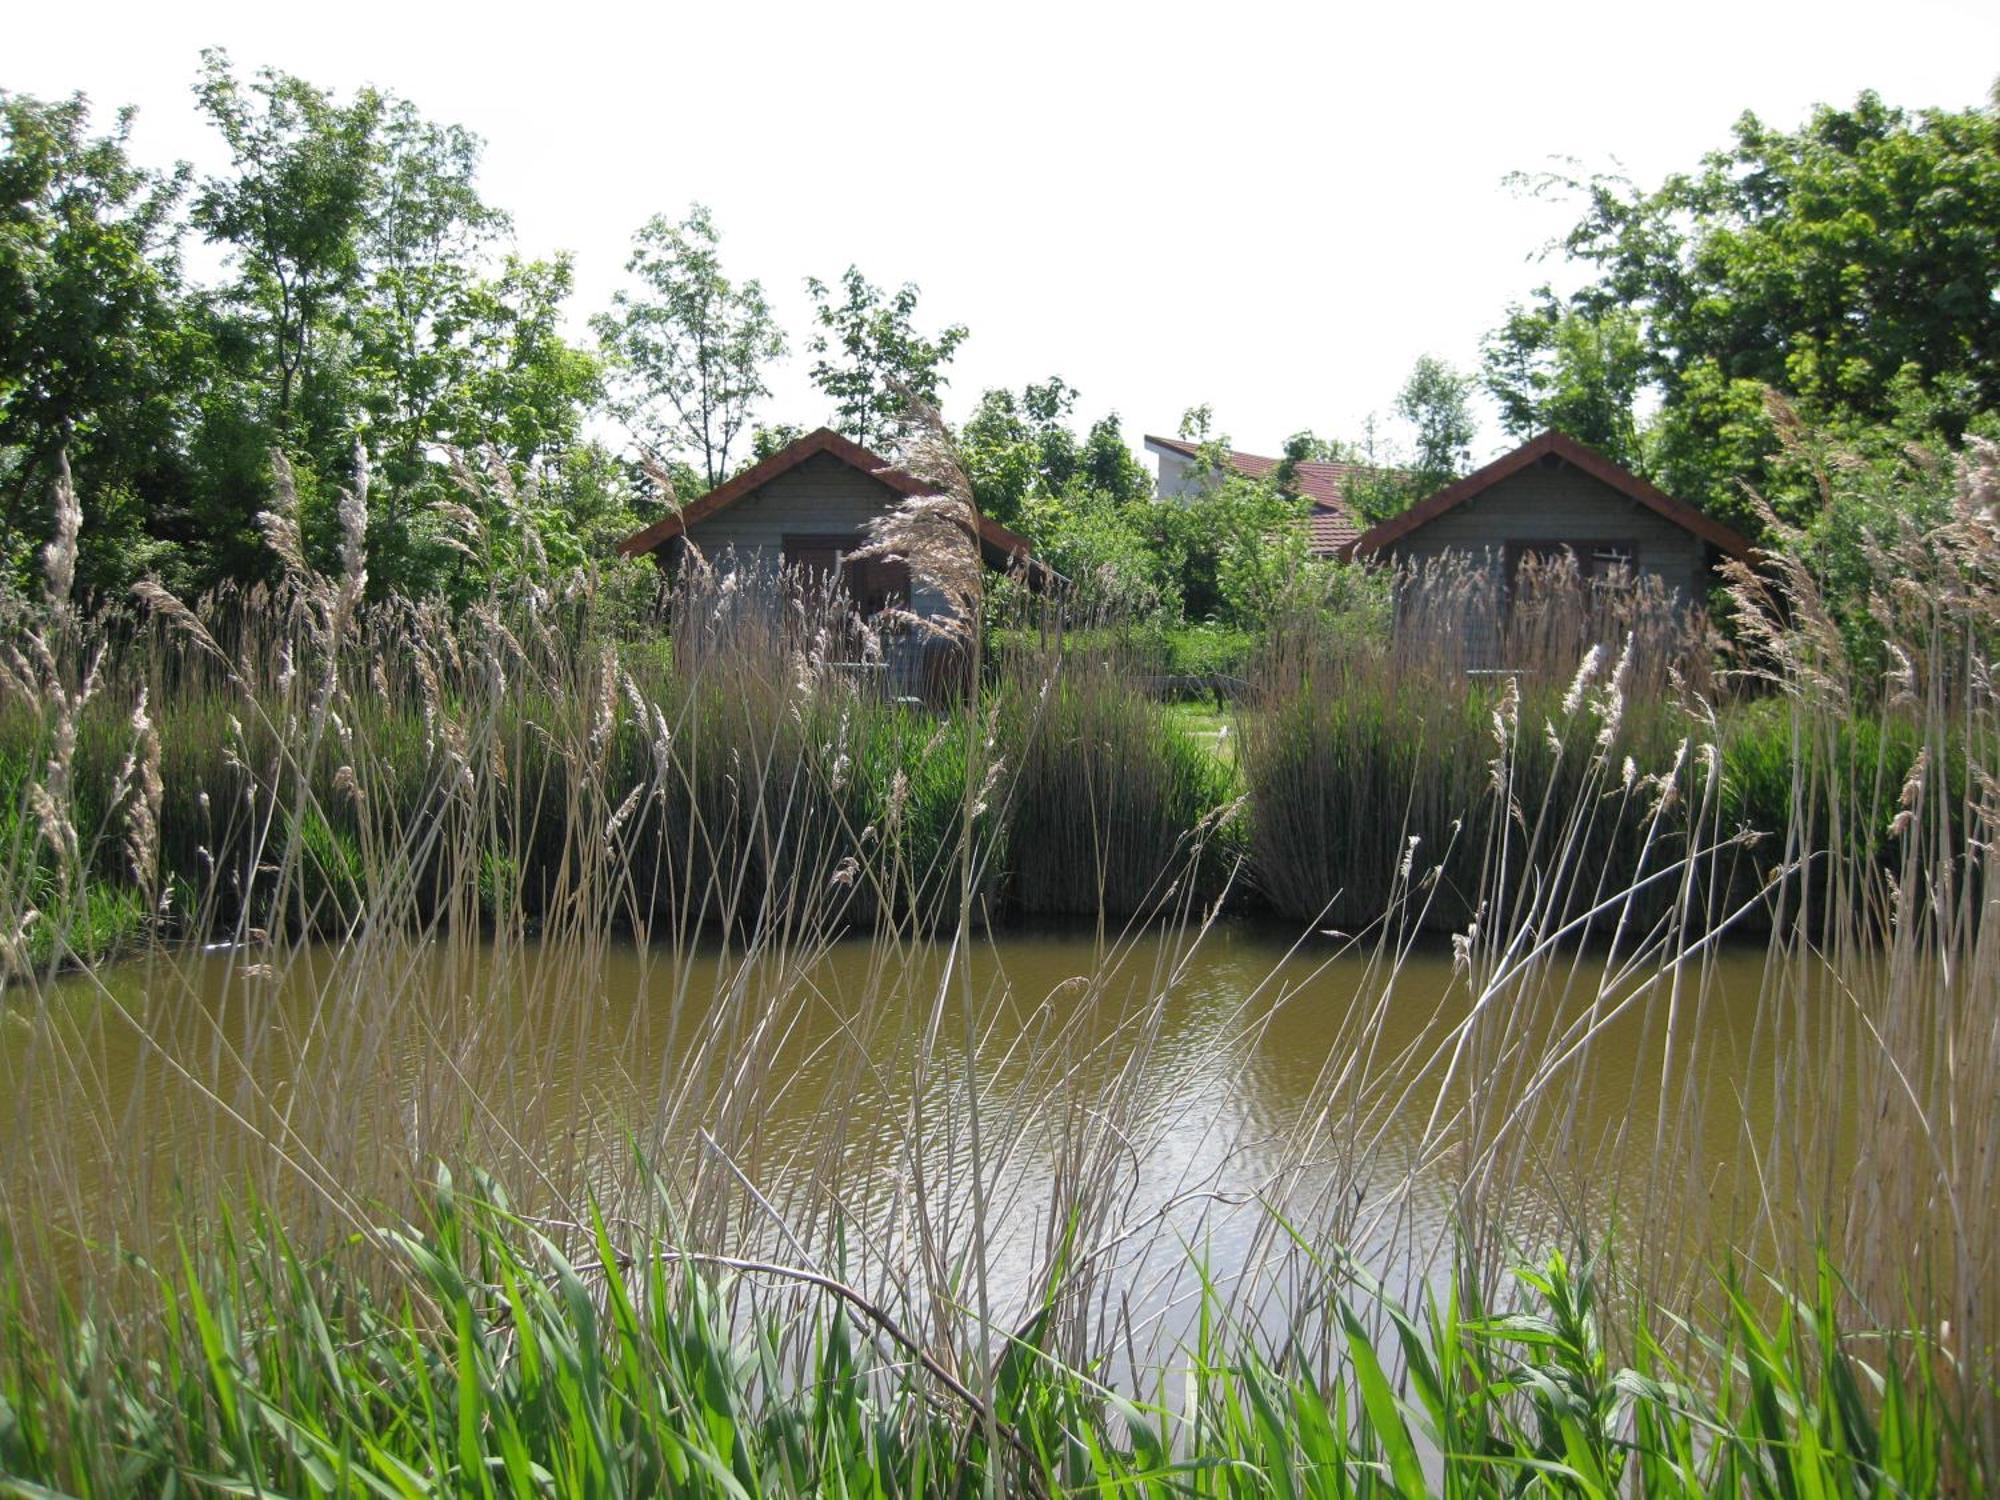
(975, 512, 1032, 560)
(614, 425, 1061, 588)
(615, 426, 930, 558)
(1339, 430, 1756, 562)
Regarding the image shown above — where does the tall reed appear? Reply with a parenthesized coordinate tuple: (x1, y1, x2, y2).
(1239, 557, 1708, 929)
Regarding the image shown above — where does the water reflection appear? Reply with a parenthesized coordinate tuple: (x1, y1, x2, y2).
(3, 922, 1778, 1336)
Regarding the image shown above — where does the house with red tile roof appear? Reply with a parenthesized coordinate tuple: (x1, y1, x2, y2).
(1143, 433, 1367, 555)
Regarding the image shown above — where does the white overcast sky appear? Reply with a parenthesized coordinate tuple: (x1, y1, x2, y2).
(11, 0, 2000, 464)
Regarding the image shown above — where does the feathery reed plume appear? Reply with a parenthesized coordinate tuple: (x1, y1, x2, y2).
(256, 450, 308, 577)
(337, 439, 369, 599)
(123, 688, 163, 901)
(859, 390, 984, 638)
(41, 451, 80, 609)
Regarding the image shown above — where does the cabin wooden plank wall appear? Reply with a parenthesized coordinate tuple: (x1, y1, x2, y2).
(1380, 457, 1709, 603)
(679, 451, 948, 621)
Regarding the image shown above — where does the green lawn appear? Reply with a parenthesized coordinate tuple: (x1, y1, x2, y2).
(1163, 702, 1237, 770)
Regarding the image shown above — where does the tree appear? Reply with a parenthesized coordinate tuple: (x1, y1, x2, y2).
(1395, 354, 1475, 493)
(593, 204, 785, 489)
(1136, 462, 1316, 627)
(370, 254, 607, 598)
(1075, 413, 1151, 504)
(746, 423, 803, 465)
(1272, 430, 1354, 494)
(961, 379, 1151, 526)
(191, 50, 381, 436)
(446, 256, 599, 467)
(4, 61, 632, 603)
(1521, 89, 2000, 526)
(0, 91, 194, 595)
(805, 266, 966, 448)
(186, 57, 624, 599)
(1018, 486, 1177, 618)
(1481, 294, 1645, 464)
(354, 98, 507, 501)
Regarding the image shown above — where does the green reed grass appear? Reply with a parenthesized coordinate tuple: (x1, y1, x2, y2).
(0, 1176, 1971, 1496)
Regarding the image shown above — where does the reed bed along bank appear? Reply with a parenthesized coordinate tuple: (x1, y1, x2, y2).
(1, 438, 1998, 1493)
(0, 581, 1259, 969)
(0, 554, 1924, 963)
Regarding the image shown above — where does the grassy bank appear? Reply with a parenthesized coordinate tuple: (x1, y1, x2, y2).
(0, 563, 1949, 974)
(0, 1183, 1970, 1495)
(0, 572, 1242, 975)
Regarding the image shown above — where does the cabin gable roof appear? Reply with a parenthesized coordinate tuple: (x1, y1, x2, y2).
(613, 425, 1047, 582)
(1341, 431, 1755, 562)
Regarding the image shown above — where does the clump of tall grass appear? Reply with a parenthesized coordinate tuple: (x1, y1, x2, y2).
(1, 485, 1243, 966)
(991, 630, 1239, 922)
(1715, 437, 2000, 1464)
(1239, 556, 1709, 929)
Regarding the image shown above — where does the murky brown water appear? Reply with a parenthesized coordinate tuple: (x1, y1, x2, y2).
(2, 923, 1784, 1325)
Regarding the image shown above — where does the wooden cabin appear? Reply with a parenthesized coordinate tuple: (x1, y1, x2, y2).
(1340, 431, 1755, 669)
(1343, 430, 1753, 600)
(615, 426, 1050, 695)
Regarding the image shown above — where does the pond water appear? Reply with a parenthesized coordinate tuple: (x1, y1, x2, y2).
(2, 922, 1786, 1334)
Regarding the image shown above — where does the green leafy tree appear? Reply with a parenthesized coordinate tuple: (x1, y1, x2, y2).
(0, 91, 195, 595)
(960, 377, 1149, 526)
(396, 254, 609, 599)
(1522, 88, 2000, 527)
(1177, 404, 1213, 443)
(594, 204, 785, 489)
(1396, 354, 1475, 492)
(355, 99, 507, 498)
(1335, 360, 1474, 522)
(1076, 414, 1151, 502)
(960, 388, 1041, 522)
(188, 56, 617, 599)
(192, 50, 380, 435)
(1134, 420, 1318, 627)
(805, 266, 966, 448)
(1481, 294, 1645, 464)
(1272, 429, 1367, 493)
(446, 256, 599, 467)
(746, 423, 803, 465)
(188, 53, 386, 584)
(5, 61, 624, 604)
(1019, 486, 1178, 617)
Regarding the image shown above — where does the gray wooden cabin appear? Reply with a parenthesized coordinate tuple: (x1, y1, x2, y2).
(616, 426, 1048, 695)
(1342, 430, 1755, 666)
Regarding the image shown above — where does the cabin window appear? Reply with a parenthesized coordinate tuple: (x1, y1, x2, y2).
(781, 534, 910, 616)
(1505, 540, 1638, 591)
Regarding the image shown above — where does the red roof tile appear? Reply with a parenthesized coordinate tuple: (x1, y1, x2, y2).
(1307, 504, 1360, 553)
(1146, 434, 1372, 555)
